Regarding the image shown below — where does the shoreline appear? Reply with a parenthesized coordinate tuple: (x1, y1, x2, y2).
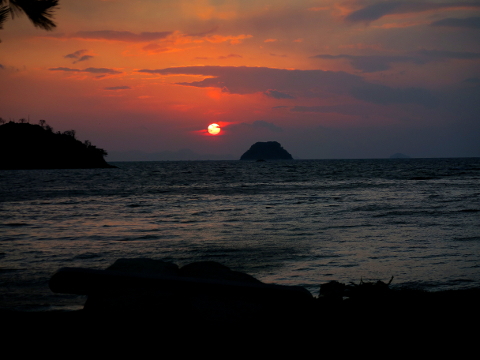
(2, 285, 479, 346)
(3, 286, 479, 320)
(5, 259, 480, 325)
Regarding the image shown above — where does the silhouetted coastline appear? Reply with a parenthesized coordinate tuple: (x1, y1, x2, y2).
(0, 120, 115, 169)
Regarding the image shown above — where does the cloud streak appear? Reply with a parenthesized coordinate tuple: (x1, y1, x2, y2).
(313, 50, 480, 72)
(72, 30, 173, 42)
(49, 67, 122, 75)
(290, 104, 370, 116)
(64, 49, 94, 63)
(431, 17, 480, 29)
(104, 86, 131, 91)
(137, 65, 437, 107)
(346, 2, 480, 23)
(218, 54, 243, 59)
(264, 89, 295, 99)
(64, 49, 87, 59)
(138, 66, 365, 95)
(203, 34, 252, 44)
(350, 84, 438, 107)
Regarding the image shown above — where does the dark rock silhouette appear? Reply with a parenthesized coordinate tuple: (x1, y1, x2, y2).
(49, 258, 314, 325)
(179, 261, 263, 284)
(240, 141, 293, 160)
(0, 120, 115, 169)
(26, 258, 480, 333)
(106, 258, 180, 276)
(319, 277, 394, 305)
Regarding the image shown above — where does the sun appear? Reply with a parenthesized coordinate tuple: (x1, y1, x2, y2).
(207, 123, 221, 135)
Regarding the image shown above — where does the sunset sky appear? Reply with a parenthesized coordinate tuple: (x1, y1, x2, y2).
(1, 0, 479, 160)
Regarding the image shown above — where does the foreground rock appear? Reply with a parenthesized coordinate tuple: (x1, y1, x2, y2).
(49, 259, 314, 325)
(240, 141, 293, 160)
(49, 258, 480, 330)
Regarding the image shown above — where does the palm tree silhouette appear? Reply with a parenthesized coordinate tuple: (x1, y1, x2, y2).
(1, 0, 58, 31)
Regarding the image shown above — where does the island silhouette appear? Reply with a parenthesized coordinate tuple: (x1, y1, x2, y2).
(0, 119, 115, 169)
(240, 141, 293, 160)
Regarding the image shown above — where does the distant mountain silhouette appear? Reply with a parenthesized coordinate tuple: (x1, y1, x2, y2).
(390, 153, 411, 159)
(0, 120, 115, 169)
(240, 141, 293, 160)
(108, 149, 236, 161)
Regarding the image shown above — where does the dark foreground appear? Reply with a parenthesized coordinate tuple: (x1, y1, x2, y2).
(2, 288, 479, 351)
(3, 287, 479, 321)
(2, 259, 479, 345)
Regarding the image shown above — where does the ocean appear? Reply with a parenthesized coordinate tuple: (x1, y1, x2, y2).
(1, 158, 479, 312)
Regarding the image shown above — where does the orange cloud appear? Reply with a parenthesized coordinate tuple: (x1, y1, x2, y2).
(204, 34, 253, 44)
(182, 1, 238, 21)
(218, 54, 243, 59)
(207, 88, 229, 100)
(141, 43, 182, 54)
(308, 7, 330, 12)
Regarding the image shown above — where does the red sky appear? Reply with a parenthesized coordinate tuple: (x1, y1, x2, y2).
(1, 0, 479, 160)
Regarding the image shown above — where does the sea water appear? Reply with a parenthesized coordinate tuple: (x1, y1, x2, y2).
(1, 158, 479, 311)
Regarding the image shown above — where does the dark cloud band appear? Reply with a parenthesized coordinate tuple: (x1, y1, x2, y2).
(72, 30, 173, 42)
(104, 86, 132, 90)
(431, 17, 480, 29)
(346, 2, 480, 23)
(137, 65, 437, 107)
(313, 50, 480, 72)
(49, 67, 122, 74)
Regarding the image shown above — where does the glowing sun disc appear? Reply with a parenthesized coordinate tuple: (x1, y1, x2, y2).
(208, 123, 221, 135)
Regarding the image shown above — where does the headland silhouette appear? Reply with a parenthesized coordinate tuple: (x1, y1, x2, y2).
(0, 119, 115, 169)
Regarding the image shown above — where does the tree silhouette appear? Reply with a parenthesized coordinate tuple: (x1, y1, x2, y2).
(0, 119, 114, 169)
(0, 0, 58, 32)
